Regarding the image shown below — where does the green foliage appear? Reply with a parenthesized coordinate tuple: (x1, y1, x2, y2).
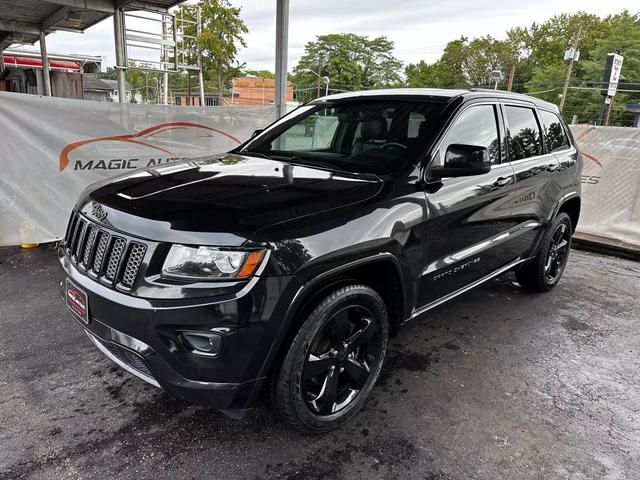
(101, 64, 162, 103)
(405, 36, 515, 88)
(404, 10, 640, 126)
(176, 0, 247, 103)
(291, 33, 403, 102)
(244, 69, 275, 79)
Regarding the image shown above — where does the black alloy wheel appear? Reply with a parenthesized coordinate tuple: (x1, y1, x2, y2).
(302, 305, 380, 415)
(272, 284, 388, 433)
(544, 222, 571, 284)
(516, 212, 573, 292)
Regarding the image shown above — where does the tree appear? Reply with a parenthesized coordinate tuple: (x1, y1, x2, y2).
(405, 36, 515, 88)
(579, 11, 640, 124)
(404, 11, 640, 125)
(176, 0, 248, 104)
(291, 33, 402, 102)
(244, 69, 275, 79)
(101, 63, 162, 103)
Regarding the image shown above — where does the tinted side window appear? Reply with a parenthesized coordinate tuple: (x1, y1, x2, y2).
(505, 106, 543, 161)
(436, 104, 501, 166)
(539, 110, 570, 152)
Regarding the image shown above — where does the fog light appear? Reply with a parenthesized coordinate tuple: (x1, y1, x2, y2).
(180, 332, 223, 356)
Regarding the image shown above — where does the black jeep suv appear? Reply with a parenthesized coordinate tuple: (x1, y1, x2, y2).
(60, 88, 581, 432)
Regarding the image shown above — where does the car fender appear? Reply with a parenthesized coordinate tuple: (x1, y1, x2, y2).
(250, 251, 406, 399)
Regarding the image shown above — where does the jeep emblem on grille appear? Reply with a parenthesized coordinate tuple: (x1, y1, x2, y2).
(88, 202, 108, 223)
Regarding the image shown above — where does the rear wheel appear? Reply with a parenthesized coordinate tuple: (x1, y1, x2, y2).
(272, 284, 388, 433)
(516, 212, 572, 292)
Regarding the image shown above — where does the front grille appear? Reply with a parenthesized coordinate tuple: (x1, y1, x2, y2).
(95, 337, 154, 379)
(64, 211, 147, 291)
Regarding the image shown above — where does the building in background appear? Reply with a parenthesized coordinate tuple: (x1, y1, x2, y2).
(83, 77, 137, 102)
(232, 76, 293, 106)
(170, 76, 294, 107)
(0, 49, 102, 99)
(171, 91, 227, 107)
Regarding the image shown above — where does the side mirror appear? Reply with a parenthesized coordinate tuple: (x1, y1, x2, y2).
(430, 144, 492, 178)
(251, 128, 264, 139)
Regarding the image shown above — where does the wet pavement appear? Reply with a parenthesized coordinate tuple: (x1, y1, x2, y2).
(1, 244, 639, 479)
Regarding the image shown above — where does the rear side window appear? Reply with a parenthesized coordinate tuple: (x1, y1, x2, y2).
(505, 106, 543, 161)
(539, 110, 570, 152)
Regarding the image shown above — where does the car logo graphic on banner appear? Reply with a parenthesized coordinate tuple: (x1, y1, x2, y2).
(58, 122, 241, 172)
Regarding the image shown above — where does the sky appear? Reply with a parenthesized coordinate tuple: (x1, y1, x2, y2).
(10, 0, 634, 73)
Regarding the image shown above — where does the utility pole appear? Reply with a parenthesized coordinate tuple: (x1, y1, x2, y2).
(316, 60, 321, 98)
(559, 24, 582, 113)
(506, 65, 515, 92)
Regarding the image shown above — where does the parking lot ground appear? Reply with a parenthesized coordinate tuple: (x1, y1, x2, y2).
(1, 244, 639, 480)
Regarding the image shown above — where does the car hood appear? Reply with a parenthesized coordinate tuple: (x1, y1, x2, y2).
(79, 154, 383, 246)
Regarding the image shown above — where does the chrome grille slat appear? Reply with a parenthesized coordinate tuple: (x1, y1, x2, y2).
(104, 237, 127, 283)
(73, 221, 87, 259)
(69, 215, 83, 254)
(64, 212, 78, 247)
(91, 230, 110, 276)
(81, 226, 98, 267)
(121, 243, 146, 288)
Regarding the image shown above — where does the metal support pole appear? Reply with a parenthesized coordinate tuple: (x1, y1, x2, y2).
(163, 72, 169, 104)
(197, 6, 205, 106)
(39, 30, 52, 96)
(162, 14, 169, 104)
(113, 8, 128, 103)
(274, 0, 289, 118)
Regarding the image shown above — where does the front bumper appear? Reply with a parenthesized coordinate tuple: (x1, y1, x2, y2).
(59, 246, 298, 412)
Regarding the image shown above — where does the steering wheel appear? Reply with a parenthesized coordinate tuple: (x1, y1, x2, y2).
(379, 142, 407, 150)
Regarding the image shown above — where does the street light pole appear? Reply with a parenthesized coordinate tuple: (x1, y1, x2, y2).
(300, 68, 330, 98)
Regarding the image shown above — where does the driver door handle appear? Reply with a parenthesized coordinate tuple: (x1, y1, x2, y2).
(493, 176, 512, 187)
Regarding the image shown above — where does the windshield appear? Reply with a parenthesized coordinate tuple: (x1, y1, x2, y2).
(240, 99, 446, 175)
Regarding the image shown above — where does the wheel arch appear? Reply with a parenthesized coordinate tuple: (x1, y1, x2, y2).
(259, 252, 408, 388)
(558, 196, 581, 233)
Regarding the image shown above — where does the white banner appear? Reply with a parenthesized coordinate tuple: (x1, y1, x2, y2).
(1, 93, 638, 249)
(0, 92, 277, 246)
(571, 125, 640, 247)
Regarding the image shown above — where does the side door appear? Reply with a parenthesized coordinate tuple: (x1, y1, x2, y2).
(502, 103, 562, 258)
(416, 101, 519, 308)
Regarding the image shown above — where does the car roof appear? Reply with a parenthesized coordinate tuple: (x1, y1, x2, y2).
(316, 87, 559, 112)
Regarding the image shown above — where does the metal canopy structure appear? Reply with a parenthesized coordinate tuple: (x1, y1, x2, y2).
(0, 0, 185, 99)
(0, 1, 184, 50)
(0, 0, 290, 116)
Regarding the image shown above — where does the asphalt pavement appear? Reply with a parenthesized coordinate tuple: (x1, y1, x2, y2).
(1, 244, 639, 480)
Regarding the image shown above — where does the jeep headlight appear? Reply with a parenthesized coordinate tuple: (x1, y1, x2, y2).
(162, 245, 266, 280)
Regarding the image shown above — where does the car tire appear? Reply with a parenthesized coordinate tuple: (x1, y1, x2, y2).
(272, 284, 388, 433)
(516, 212, 573, 292)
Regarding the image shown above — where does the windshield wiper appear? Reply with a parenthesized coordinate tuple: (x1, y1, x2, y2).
(288, 156, 345, 172)
(241, 150, 274, 160)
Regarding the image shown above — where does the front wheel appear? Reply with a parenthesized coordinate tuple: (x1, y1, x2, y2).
(272, 284, 388, 433)
(516, 212, 573, 292)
